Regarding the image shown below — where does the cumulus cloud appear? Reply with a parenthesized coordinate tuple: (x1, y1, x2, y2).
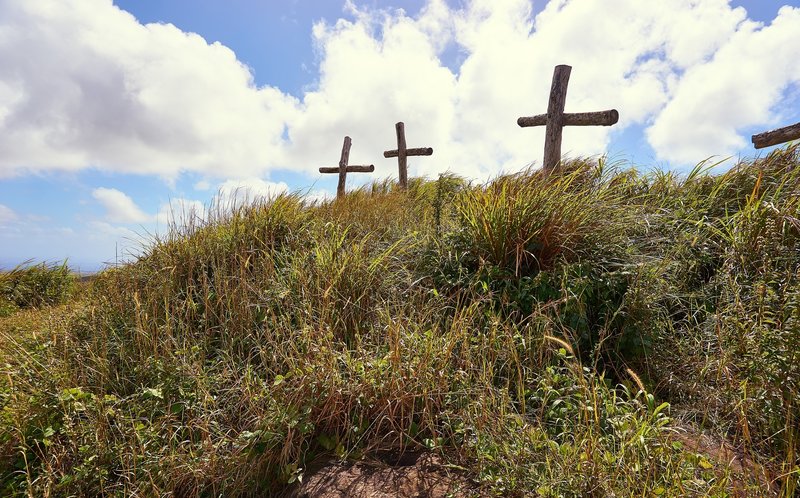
(92, 187, 151, 223)
(85, 221, 146, 265)
(88, 220, 141, 241)
(1, 0, 799, 184)
(193, 180, 212, 191)
(647, 6, 800, 163)
(215, 178, 290, 209)
(91, 186, 211, 236)
(92, 179, 294, 243)
(302, 188, 335, 204)
(0, 0, 297, 179)
(154, 198, 207, 230)
(294, 0, 800, 170)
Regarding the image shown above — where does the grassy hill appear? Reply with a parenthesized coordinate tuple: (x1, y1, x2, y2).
(2, 147, 799, 496)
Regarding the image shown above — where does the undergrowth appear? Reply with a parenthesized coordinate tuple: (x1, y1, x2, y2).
(2, 147, 800, 496)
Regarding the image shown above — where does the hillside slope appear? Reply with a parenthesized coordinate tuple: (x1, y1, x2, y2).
(2, 148, 799, 496)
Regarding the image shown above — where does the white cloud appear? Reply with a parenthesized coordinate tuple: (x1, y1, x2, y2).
(92, 187, 151, 223)
(1, 0, 799, 184)
(284, 1, 460, 178)
(0, 0, 298, 180)
(215, 178, 289, 209)
(0, 203, 17, 223)
(88, 220, 141, 240)
(647, 6, 800, 163)
(94, 179, 294, 241)
(154, 198, 206, 230)
(85, 221, 147, 265)
(193, 180, 212, 191)
(302, 188, 334, 204)
(260, 0, 800, 174)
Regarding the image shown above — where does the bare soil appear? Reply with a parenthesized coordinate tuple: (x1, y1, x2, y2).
(288, 451, 486, 498)
(669, 424, 778, 496)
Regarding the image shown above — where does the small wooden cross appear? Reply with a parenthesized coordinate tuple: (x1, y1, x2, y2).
(319, 136, 375, 199)
(518, 64, 619, 173)
(752, 121, 800, 149)
(383, 122, 433, 189)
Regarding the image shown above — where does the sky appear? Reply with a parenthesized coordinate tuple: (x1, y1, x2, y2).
(1, 0, 799, 271)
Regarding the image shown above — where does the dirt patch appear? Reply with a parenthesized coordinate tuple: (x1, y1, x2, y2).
(288, 451, 486, 498)
(669, 425, 777, 496)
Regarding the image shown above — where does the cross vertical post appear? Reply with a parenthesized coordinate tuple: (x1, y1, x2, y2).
(318, 136, 375, 199)
(383, 122, 433, 189)
(518, 64, 619, 173)
(544, 65, 570, 174)
(336, 136, 351, 197)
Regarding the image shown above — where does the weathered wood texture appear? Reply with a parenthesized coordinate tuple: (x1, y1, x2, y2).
(517, 110, 619, 128)
(542, 65, 570, 173)
(752, 122, 800, 149)
(318, 166, 375, 174)
(383, 122, 433, 189)
(318, 136, 374, 199)
(384, 148, 433, 158)
(518, 64, 619, 173)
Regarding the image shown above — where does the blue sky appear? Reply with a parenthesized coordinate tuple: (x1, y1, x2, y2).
(1, 0, 799, 271)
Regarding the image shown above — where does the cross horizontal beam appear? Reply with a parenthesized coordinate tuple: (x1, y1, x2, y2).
(752, 121, 800, 149)
(517, 110, 619, 128)
(383, 147, 433, 158)
(318, 165, 375, 173)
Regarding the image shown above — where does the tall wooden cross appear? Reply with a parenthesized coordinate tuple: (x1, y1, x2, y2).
(752, 121, 800, 149)
(518, 64, 619, 173)
(383, 122, 433, 189)
(319, 136, 375, 199)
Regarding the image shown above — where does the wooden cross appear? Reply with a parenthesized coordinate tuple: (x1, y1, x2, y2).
(319, 136, 374, 199)
(752, 121, 800, 149)
(383, 122, 433, 189)
(518, 64, 619, 173)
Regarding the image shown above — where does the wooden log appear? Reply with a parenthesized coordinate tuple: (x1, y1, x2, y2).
(518, 110, 618, 128)
(752, 121, 800, 149)
(543, 65, 571, 173)
(396, 122, 408, 188)
(516, 114, 548, 127)
(318, 165, 375, 174)
(337, 136, 352, 199)
(383, 147, 433, 158)
(564, 110, 619, 126)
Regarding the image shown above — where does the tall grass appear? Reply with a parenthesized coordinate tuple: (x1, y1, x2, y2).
(456, 165, 624, 275)
(2, 149, 800, 496)
(0, 261, 76, 316)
